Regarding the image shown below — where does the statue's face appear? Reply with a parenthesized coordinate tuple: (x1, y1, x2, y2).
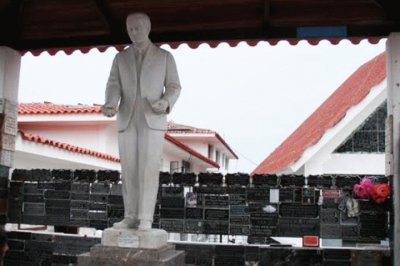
(126, 17, 150, 44)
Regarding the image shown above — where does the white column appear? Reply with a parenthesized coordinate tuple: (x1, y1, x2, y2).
(386, 33, 400, 266)
(0, 46, 21, 102)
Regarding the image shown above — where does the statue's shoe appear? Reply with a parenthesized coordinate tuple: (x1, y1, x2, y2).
(113, 218, 139, 229)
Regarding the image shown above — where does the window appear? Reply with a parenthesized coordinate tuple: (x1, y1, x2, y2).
(216, 150, 220, 164)
(182, 160, 191, 173)
(170, 161, 179, 173)
(225, 157, 230, 170)
(208, 144, 214, 159)
(335, 101, 387, 153)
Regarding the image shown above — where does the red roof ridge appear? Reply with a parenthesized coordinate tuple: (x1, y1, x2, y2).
(165, 133, 219, 168)
(252, 52, 386, 175)
(19, 130, 120, 163)
(18, 102, 102, 115)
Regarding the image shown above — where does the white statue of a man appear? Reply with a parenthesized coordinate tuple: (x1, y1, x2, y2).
(102, 12, 181, 230)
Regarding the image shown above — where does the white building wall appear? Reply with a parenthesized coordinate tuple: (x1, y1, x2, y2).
(177, 140, 209, 157)
(320, 153, 385, 175)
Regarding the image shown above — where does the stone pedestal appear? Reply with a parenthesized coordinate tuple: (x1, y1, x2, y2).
(78, 244, 185, 266)
(102, 228, 168, 249)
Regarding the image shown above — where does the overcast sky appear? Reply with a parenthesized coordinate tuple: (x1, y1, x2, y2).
(18, 39, 386, 173)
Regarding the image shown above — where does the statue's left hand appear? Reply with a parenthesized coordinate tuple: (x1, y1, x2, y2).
(151, 99, 169, 114)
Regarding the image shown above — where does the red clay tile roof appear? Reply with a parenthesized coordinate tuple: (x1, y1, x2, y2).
(165, 134, 219, 168)
(18, 105, 238, 159)
(252, 52, 386, 175)
(18, 102, 102, 115)
(19, 130, 218, 168)
(19, 131, 120, 162)
(168, 121, 239, 159)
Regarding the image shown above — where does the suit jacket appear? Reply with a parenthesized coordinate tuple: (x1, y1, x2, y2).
(104, 44, 181, 132)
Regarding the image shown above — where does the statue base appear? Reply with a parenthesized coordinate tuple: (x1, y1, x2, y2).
(78, 244, 185, 266)
(101, 227, 168, 249)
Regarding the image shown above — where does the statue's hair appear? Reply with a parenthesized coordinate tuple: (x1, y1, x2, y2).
(126, 12, 151, 30)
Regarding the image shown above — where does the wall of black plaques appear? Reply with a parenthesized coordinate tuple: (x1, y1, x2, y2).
(5, 169, 391, 243)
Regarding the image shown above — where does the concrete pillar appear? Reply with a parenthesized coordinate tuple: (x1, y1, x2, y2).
(386, 33, 400, 266)
(0, 46, 21, 101)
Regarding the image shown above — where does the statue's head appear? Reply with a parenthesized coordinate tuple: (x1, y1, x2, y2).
(126, 13, 151, 44)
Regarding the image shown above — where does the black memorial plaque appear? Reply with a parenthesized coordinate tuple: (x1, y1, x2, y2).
(46, 215, 70, 226)
(89, 219, 108, 230)
(204, 195, 229, 207)
(70, 209, 88, 219)
(89, 194, 108, 203)
(245, 246, 260, 262)
(230, 216, 250, 225)
(71, 182, 90, 193)
(45, 207, 70, 217)
(160, 208, 184, 219)
(52, 169, 73, 180)
(108, 195, 123, 205)
(110, 184, 122, 195)
(54, 180, 71, 191)
(205, 209, 229, 220)
(97, 170, 120, 183)
(307, 175, 333, 188)
(23, 183, 41, 194)
(172, 172, 197, 186)
(229, 225, 250, 235)
(252, 174, 278, 187)
(225, 173, 249, 187)
(23, 194, 44, 203)
(184, 220, 204, 234)
(22, 215, 45, 225)
(193, 186, 226, 195)
(320, 223, 342, 238)
(230, 205, 249, 216)
(203, 220, 229, 234)
(161, 186, 184, 197)
(279, 188, 294, 202)
(37, 182, 55, 190)
(335, 175, 360, 189)
(279, 203, 319, 218)
(70, 200, 89, 209)
(359, 213, 387, 240)
(23, 202, 45, 216)
(88, 210, 108, 220)
(229, 194, 246, 205)
(280, 175, 305, 187)
(108, 205, 124, 218)
(227, 186, 246, 195)
(70, 193, 89, 201)
(251, 215, 278, 227)
(73, 170, 96, 183)
(185, 207, 203, 219)
(89, 202, 107, 211)
(246, 187, 269, 202)
(159, 172, 171, 185)
(198, 172, 223, 186)
(341, 225, 359, 241)
(11, 169, 32, 181)
(340, 212, 359, 225)
(91, 183, 110, 194)
(278, 218, 319, 237)
(69, 219, 89, 227)
(160, 219, 184, 233)
(44, 190, 70, 199)
(161, 196, 185, 208)
(248, 202, 265, 213)
(45, 199, 70, 209)
(359, 199, 388, 213)
(320, 208, 340, 224)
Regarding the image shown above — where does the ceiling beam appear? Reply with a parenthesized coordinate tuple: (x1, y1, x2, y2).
(263, 0, 271, 30)
(93, 0, 125, 38)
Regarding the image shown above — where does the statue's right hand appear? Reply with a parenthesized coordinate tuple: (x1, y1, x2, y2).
(101, 105, 117, 117)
